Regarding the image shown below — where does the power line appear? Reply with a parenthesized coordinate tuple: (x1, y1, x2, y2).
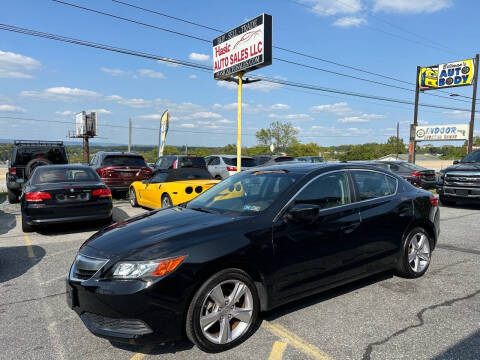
(1, 23, 478, 116)
(107, 0, 477, 103)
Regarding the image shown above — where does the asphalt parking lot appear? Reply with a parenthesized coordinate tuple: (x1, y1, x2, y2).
(1, 196, 479, 360)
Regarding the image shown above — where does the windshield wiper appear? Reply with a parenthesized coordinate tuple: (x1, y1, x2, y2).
(190, 207, 214, 213)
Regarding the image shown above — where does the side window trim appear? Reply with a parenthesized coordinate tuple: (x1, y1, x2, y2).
(273, 170, 353, 223)
(349, 169, 398, 204)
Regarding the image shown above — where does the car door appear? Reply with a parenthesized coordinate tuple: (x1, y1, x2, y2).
(207, 157, 221, 178)
(272, 170, 362, 301)
(140, 172, 168, 207)
(349, 169, 411, 269)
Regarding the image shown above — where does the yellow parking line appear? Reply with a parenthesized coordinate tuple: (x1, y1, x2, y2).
(269, 341, 287, 360)
(23, 233, 35, 258)
(262, 321, 333, 360)
(129, 344, 154, 360)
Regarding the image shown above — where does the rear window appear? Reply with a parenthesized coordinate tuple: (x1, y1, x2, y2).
(400, 162, 426, 171)
(14, 147, 67, 166)
(223, 157, 256, 167)
(32, 167, 99, 184)
(102, 155, 146, 167)
(179, 157, 206, 168)
(166, 169, 213, 181)
(274, 157, 294, 162)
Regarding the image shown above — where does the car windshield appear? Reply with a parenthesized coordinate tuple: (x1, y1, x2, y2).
(310, 157, 325, 163)
(179, 157, 206, 168)
(186, 170, 300, 215)
(460, 151, 480, 163)
(222, 157, 256, 167)
(32, 167, 99, 184)
(401, 162, 426, 171)
(103, 155, 146, 167)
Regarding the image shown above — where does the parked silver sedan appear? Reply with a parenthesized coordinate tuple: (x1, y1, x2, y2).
(205, 155, 256, 180)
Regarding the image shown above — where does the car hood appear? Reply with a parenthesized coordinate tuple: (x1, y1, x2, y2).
(443, 163, 480, 172)
(81, 207, 244, 258)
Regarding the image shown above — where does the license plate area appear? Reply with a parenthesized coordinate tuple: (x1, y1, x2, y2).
(456, 189, 469, 196)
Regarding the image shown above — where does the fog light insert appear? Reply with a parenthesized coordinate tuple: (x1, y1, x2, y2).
(81, 313, 153, 335)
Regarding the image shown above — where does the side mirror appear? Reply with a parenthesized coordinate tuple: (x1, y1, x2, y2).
(453, 160, 459, 164)
(285, 203, 320, 223)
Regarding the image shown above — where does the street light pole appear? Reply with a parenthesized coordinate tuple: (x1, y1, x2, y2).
(468, 53, 479, 153)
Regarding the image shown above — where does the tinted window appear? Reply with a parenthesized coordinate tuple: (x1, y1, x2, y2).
(208, 157, 220, 165)
(461, 150, 480, 163)
(15, 147, 67, 166)
(310, 157, 325, 163)
(187, 170, 299, 215)
(32, 167, 99, 184)
(401, 162, 426, 171)
(296, 158, 307, 162)
(149, 172, 169, 183)
(179, 157, 206, 168)
(254, 157, 270, 165)
(155, 156, 173, 169)
(102, 155, 146, 167)
(295, 171, 351, 209)
(352, 171, 397, 200)
(274, 157, 294, 162)
(388, 163, 400, 172)
(222, 157, 256, 167)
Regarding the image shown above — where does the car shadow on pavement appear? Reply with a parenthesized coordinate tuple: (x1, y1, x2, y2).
(263, 271, 394, 322)
(110, 340, 194, 355)
(0, 245, 45, 283)
(433, 329, 480, 359)
(440, 201, 480, 210)
(0, 210, 16, 236)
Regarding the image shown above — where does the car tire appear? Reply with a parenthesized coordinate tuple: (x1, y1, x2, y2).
(129, 188, 138, 207)
(186, 268, 259, 353)
(25, 158, 52, 178)
(396, 227, 432, 278)
(439, 195, 455, 206)
(7, 189, 19, 204)
(161, 194, 172, 208)
(21, 215, 34, 233)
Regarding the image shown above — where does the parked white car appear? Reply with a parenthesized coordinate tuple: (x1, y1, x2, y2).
(205, 155, 256, 180)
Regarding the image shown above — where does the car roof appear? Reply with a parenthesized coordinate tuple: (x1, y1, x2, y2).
(33, 164, 92, 170)
(211, 154, 254, 158)
(250, 161, 396, 175)
(97, 152, 141, 156)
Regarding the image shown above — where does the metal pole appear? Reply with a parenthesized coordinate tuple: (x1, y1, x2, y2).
(236, 72, 244, 172)
(128, 118, 132, 153)
(409, 65, 421, 164)
(468, 54, 479, 153)
(396, 121, 399, 160)
(83, 136, 89, 164)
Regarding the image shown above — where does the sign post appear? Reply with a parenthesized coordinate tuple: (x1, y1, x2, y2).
(213, 14, 272, 173)
(468, 54, 479, 153)
(409, 66, 421, 163)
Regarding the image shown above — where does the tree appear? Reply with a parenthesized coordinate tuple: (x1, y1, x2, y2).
(256, 121, 298, 152)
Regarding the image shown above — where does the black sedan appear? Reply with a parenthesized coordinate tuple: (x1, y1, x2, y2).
(378, 160, 436, 190)
(21, 165, 112, 232)
(67, 163, 439, 352)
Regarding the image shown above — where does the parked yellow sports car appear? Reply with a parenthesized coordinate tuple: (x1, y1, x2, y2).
(129, 168, 220, 209)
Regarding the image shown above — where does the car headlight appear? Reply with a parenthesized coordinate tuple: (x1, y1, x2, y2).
(111, 255, 186, 279)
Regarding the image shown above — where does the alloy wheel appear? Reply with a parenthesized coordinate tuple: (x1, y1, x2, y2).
(408, 232, 431, 273)
(199, 280, 253, 345)
(129, 189, 136, 206)
(162, 196, 171, 208)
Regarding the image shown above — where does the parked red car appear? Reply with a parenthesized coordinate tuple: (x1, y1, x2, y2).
(89, 152, 151, 192)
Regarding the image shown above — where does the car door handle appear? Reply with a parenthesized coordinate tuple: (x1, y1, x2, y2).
(341, 222, 360, 234)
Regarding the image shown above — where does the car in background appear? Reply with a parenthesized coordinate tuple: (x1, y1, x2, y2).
(437, 150, 480, 205)
(6, 140, 68, 203)
(378, 161, 436, 190)
(20, 165, 112, 232)
(295, 156, 326, 163)
(252, 155, 295, 167)
(205, 155, 256, 179)
(154, 155, 207, 170)
(89, 152, 151, 193)
(67, 162, 439, 352)
(129, 168, 219, 209)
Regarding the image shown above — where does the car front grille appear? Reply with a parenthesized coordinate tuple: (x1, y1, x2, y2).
(81, 312, 153, 335)
(70, 253, 108, 281)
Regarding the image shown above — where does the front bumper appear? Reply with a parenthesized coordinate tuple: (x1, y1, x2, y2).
(437, 185, 480, 199)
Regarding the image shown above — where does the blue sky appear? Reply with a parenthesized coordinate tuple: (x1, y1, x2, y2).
(0, 0, 479, 148)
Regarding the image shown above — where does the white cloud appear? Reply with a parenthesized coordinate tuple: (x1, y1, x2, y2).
(180, 123, 196, 128)
(100, 67, 130, 77)
(304, 0, 362, 16)
(268, 113, 312, 121)
(217, 77, 283, 92)
(189, 53, 210, 62)
(0, 50, 41, 79)
(90, 108, 111, 114)
(21, 87, 102, 100)
(333, 16, 367, 27)
(138, 69, 165, 79)
(443, 110, 470, 119)
(373, 0, 452, 13)
(271, 103, 291, 110)
(139, 113, 162, 120)
(337, 113, 385, 123)
(197, 120, 212, 125)
(107, 95, 152, 108)
(218, 119, 233, 124)
(0, 104, 27, 112)
(310, 102, 353, 115)
(192, 111, 222, 119)
(56, 110, 74, 116)
(189, 74, 198, 79)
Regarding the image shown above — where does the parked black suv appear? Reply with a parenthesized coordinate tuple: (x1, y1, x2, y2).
(6, 140, 68, 203)
(437, 150, 480, 205)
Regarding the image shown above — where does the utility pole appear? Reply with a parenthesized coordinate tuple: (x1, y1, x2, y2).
(69, 111, 97, 164)
(128, 118, 132, 153)
(396, 121, 399, 160)
(468, 53, 479, 153)
(409, 66, 421, 164)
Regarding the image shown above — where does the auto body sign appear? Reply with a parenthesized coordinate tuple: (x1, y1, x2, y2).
(419, 59, 475, 90)
(213, 14, 272, 79)
(415, 124, 469, 141)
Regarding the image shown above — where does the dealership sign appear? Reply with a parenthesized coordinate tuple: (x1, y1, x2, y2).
(419, 59, 475, 90)
(213, 14, 272, 79)
(415, 124, 469, 141)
